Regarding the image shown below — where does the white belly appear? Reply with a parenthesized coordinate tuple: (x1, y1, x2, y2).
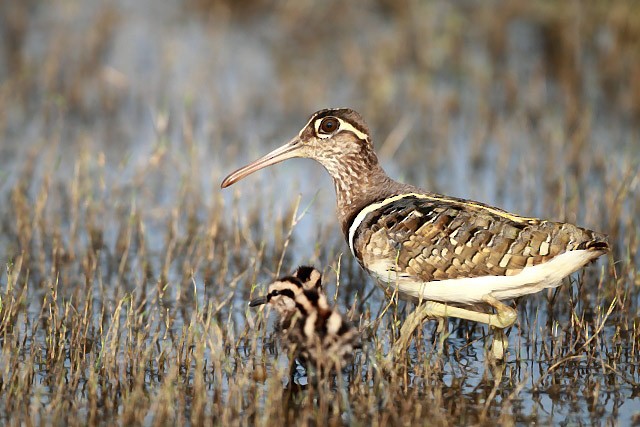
(367, 250, 601, 305)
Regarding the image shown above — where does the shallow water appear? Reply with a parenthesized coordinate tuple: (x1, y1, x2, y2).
(1, 0, 639, 424)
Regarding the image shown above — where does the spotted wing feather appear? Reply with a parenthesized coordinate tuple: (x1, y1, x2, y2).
(353, 195, 609, 282)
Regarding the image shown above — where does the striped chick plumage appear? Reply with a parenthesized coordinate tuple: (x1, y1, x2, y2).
(250, 267, 359, 370)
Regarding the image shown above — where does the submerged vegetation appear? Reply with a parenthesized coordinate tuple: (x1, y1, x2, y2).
(0, 0, 639, 425)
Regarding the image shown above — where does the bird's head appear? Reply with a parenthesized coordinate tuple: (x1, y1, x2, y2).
(221, 108, 373, 188)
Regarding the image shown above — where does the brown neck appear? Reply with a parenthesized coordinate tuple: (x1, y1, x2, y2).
(317, 149, 414, 237)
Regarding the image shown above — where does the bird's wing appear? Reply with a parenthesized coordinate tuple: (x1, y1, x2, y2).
(351, 194, 608, 281)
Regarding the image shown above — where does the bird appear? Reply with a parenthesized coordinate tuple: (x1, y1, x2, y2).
(292, 265, 323, 291)
(224, 108, 610, 360)
(249, 267, 359, 371)
(249, 265, 324, 331)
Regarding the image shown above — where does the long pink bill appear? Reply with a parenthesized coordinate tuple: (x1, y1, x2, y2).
(220, 138, 301, 188)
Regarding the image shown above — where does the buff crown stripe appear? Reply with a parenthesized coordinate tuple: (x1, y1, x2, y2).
(314, 118, 369, 141)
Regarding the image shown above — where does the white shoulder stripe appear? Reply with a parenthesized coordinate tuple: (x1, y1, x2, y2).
(348, 192, 538, 259)
(348, 193, 416, 258)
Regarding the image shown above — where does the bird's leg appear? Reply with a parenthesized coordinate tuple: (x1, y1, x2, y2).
(491, 328, 509, 360)
(392, 302, 438, 358)
(435, 317, 449, 361)
(481, 295, 517, 360)
(391, 298, 517, 360)
(480, 295, 518, 329)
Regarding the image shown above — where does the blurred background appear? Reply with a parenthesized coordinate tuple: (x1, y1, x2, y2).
(1, 0, 638, 209)
(0, 0, 639, 425)
(2, 0, 637, 265)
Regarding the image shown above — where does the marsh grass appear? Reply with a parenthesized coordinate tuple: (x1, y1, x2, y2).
(1, 0, 639, 425)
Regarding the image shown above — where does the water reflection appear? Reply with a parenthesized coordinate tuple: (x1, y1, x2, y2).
(0, 0, 638, 424)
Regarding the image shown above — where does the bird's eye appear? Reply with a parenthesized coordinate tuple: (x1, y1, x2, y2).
(319, 117, 339, 134)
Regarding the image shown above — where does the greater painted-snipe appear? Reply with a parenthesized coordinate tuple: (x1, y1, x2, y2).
(250, 266, 359, 370)
(225, 108, 610, 359)
(249, 265, 323, 331)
